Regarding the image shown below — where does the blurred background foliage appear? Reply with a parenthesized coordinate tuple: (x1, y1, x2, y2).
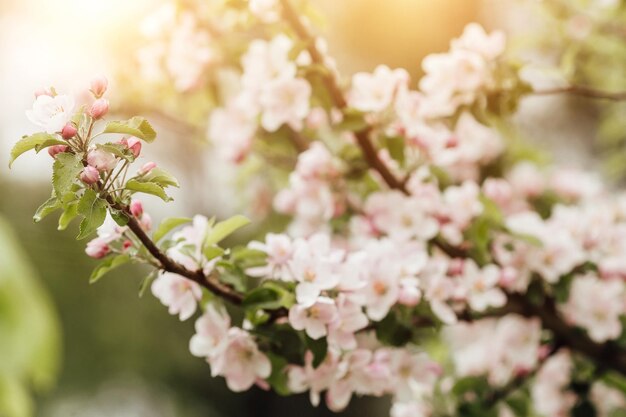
(1, 0, 625, 416)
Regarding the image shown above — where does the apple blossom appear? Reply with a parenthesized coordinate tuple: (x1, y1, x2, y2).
(26, 94, 75, 133)
(130, 200, 144, 218)
(259, 76, 311, 132)
(151, 272, 203, 321)
(87, 148, 118, 172)
(348, 65, 409, 113)
(289, 296, 338, 339)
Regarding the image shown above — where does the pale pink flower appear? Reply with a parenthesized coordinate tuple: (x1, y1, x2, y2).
(208, 97, 258, 163)
(451, 23, 506, 60)
(463, 262, 506, 312)
(247, 233, 294, 280)
(259, 76, 311, 132)
(348, 65, 409, 112)
(289, 296, 338, 339)
(80, 166, 100, 184)
(90, 75, 108, 98)
(249, 0, 279, 22)
(213, 328, 271, 391)
(151, 272, 203, 321)
(26, 94, 75, 133)
(89, 98, 109, 119)
(532, 351, 576, 417)
(241, 34, 295, 91)
(561, 274, 624, 343)
(87, 148, 118, 172)
(189, 304, 231, 359)
(327, 295, 369, 349)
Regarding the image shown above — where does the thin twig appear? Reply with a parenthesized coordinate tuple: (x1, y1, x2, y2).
(532, 85, 626, 101)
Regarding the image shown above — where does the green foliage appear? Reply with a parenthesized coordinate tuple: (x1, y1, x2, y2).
(242, 281, 295, 311)
(0, 218, 61, 417)
(204, 215, 251, 247)
(103, 117, 157, 142)
(89, 254, 132, 284)
(265, 352, 290, 396)
(153, 217, 192, 242)
(33, 194, 61, 223)
(76, 189, 107, 239)
(375, 310, 413, 347)
(52, 153, 83, 198)
(141, 167, 180, 188)
(96, 143, 136, 162)
(58, 202, 79, 231)
(125, 179, 172, 202)
(8, 133, 63, 168)
(305, 335, 328, 368)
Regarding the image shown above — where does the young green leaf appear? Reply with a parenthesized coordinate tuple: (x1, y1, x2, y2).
(153, 217, 192, 242)
(203, 245, 225, 261)
(141, 167, 179, 188)
(103, 117, 156, 142)
(125, 179, 172, 202)
(33, 195, 61, 223)
(58, 202, 79, 231)
(76, 189, 108, 239)
(139, 270, 158, 297)
(204, 215, 251, 247)
(90, 254, 131, 284)
(52, 153, 84, 197)
(96, 143, 135, 162)
(9, 132, 60, 167)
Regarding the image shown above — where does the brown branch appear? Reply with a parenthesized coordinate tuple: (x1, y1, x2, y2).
(108, 199, 245, 306)
(532, 85, 626, 102)
(279, 0, 407, 193)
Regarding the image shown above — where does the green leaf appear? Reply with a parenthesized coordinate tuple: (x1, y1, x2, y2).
(205, 215, 250, 247)
(384, 136, 405, 166)
(139, 270, 158, 297)
(33, 195, 61, 223)
(305, 335, 328, 368)
(203, 245, 225, 261)
(52, 153, 84, 197)
(89, 254, 131, 284)
(103, 117, 157, 142)
(125, 179, 172, 202)
(142, 167, 179, 188)
(153, 217, 192, 242)
(76, 189, 108, 240)
(265, 353, 290, 396)
(335, 110, 367, 132)
(242, 282, 294, 311)
(375, 310, 413, 346)
(58, 202, 79, 231)
(96, 143, 135, 162)
(9, 132, 60, 167)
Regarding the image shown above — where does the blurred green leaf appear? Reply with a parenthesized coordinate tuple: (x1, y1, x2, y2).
(153, 217, 192, 242)
(90, 254, 131, 284)
(204, 215, 250, 247)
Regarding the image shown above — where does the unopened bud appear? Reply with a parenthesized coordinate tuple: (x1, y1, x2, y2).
(48, 145, 69, 159)
(122, 240, 133, 251)
(127, 137, 142, 158)
(140, 212, 152, 232)
(90, 75, 108, 98)
(80, 165, 100, 184)
(89, 98, 109, 119)
(34, 88, 52, 98)
(85, 238, 110, 259)
(138, 161, 157, 175)
(61, 123, 78, 140)
(130, 200, 144, 218)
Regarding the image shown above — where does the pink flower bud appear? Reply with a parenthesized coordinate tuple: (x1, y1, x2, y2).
(127, 137, 142, 158)
(34, 88, 52, 98)
(48, 145, 69, 159)
(80, 166, 100, 184)
(130, 200, 144, 218)
(89, 98, 109, 119)
(85, 238, 110, 259)
(122, 240, 133, 251)
(140, 212, 152, 231)
(138, 161, 157, 175)
(61, 123, 78, 140)
(90, 75, 108, 98)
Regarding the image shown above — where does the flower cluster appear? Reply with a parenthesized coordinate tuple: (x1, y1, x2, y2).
(13, 1, 626, 416)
